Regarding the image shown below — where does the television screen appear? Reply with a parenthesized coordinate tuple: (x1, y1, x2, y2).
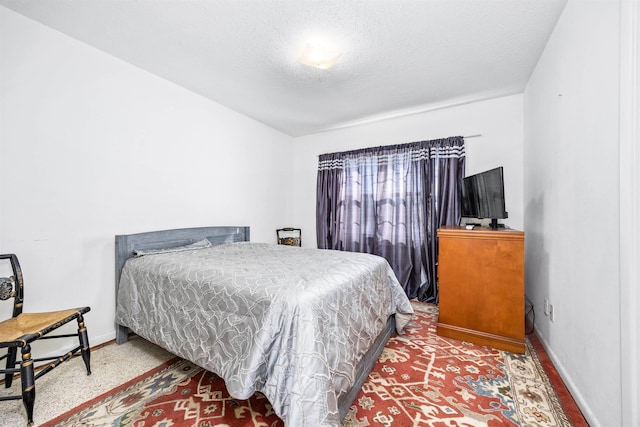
(461, 166, 508, 229)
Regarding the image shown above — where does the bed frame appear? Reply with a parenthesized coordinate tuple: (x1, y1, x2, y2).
(114, 225, 395, 420)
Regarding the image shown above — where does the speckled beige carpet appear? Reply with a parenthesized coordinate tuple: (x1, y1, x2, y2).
(0, 336, 174, 427)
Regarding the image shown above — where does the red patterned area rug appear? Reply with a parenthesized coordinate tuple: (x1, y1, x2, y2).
(43, 302, 572, 427)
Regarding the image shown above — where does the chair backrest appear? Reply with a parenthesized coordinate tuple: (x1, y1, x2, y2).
(0, 254, 24, 320)
(276, 228, 302, 247)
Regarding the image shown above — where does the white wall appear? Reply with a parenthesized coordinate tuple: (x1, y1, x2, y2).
(0, 7, 293, 349)
(524, 1, 622, 425)
(291, 94, 524, 246)
(619, 2, 640, 425)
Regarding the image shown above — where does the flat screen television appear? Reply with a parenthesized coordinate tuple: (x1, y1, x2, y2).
(461, 166, 508, 229)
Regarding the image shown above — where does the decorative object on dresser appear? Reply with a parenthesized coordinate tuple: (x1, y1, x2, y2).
(436, 226, 525, 353)
(0, 254, 91, 426)
(276, 227, 301, 246)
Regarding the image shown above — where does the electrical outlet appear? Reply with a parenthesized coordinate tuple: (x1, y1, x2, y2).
(549, 304, 555, 322)
(544, 298, 550, 316)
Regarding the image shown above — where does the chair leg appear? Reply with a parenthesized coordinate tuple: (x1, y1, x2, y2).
(77, 315, 91, 375)
(4, 347, 17, 388)
(20, 345, 35, 425)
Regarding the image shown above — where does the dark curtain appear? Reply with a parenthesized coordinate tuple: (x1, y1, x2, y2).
(316, 137, 465, 302)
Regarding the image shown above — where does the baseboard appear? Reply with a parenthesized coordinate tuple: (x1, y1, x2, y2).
(534, 332, 600, 426)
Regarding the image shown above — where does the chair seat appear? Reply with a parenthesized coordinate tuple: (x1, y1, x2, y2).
(0, 308, 89, 344)
(279, 237, 300, 246)
(1, 254, 92, 425)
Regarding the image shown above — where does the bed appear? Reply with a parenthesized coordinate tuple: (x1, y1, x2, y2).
(114, 226, 413, 426)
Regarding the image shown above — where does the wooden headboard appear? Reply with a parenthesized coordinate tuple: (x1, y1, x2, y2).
(114, 226, 250, 343)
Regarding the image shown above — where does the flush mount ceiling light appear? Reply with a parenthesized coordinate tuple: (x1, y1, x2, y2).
(300, 43, 342, 70)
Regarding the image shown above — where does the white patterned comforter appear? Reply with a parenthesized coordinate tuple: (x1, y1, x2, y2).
(115, 242, 413, 426)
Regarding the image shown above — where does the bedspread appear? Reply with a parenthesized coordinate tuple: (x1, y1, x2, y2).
(115, 242, 413, 426)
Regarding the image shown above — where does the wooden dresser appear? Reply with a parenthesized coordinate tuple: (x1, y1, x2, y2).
(436, 226, 525, 353)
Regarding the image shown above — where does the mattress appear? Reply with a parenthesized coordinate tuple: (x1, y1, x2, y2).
(115, 242, 413, 426)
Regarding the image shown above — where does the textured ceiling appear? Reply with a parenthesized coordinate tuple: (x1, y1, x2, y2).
(1, 0, 567, 136)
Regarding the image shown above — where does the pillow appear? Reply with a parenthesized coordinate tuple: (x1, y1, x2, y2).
(133, 238, 212, 257)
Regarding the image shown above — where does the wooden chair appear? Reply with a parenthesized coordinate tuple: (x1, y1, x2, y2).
(0, 254, 91, 425)
(276, 228, 302, 247)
